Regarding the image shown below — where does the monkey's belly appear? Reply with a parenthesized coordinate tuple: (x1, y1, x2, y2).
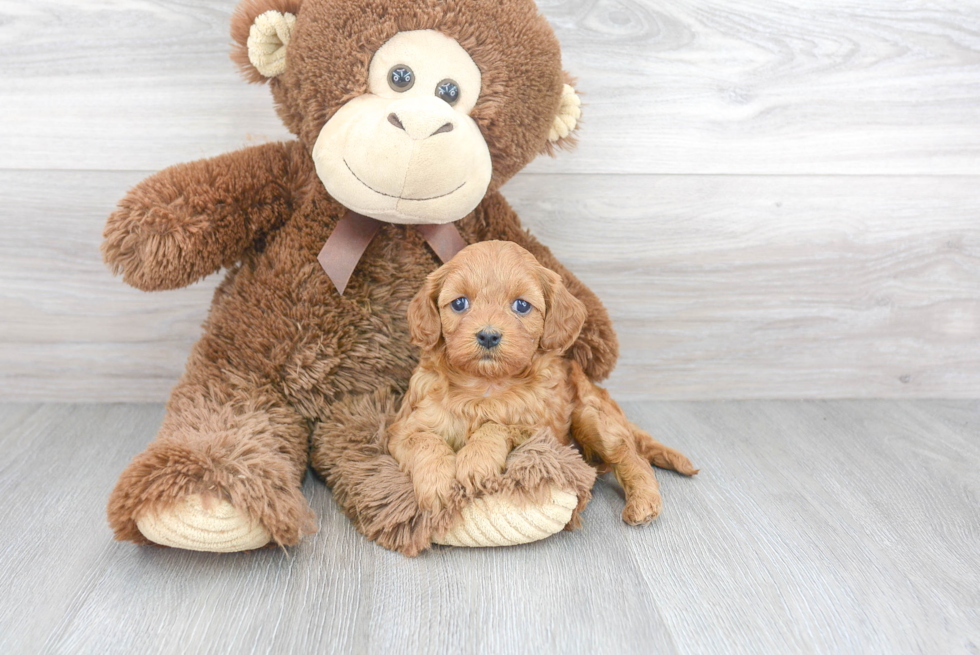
(268, 239, 435, 420)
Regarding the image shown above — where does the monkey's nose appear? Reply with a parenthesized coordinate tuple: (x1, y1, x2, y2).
(386, 101, 458, 140)
(387, 113, 405, 130)
(476, 329, 502, 350)
(388, 112, 454, 137)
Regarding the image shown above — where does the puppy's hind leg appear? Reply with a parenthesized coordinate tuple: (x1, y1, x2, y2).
(568, 363, 665, 525)
(630, 423, 699, 476)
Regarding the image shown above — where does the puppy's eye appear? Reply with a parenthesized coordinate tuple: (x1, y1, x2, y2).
(436, 79, 460, 105)
(388, 65, 415, 92)
(450, 297, 470, 313)
(512, 299, 532, 316)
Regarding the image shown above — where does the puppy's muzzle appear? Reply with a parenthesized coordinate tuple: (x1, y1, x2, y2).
(475, 328, 502, 350)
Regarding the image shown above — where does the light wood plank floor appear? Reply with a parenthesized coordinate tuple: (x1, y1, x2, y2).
(1, 401, 976, 654)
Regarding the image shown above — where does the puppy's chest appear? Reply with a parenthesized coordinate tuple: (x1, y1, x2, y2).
(440, 376, 574, 450)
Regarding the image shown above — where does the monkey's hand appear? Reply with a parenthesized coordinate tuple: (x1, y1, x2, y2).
(102, 142, 299, 291)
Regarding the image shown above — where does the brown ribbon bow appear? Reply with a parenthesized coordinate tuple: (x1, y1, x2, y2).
(317, 210, 468, 295)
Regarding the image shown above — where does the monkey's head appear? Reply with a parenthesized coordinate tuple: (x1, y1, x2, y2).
(232, 0, 581, 225)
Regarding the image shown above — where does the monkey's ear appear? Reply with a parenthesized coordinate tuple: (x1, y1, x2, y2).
(408, 267, 450, 351)
(231, 0, 303, 83)
(539, 267, 588, 354)
(544, 76, 582, 155)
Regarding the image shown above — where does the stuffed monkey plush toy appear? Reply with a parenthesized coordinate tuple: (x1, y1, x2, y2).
(104, 0, 618, 556)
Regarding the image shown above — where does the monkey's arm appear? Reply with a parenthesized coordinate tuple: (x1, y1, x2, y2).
(102, 141, 303, 291)
(477, 193, 619, 381)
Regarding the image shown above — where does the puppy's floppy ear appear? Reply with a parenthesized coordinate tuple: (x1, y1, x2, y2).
(408, 267, 450, 350)
(539, 267, 588, 354)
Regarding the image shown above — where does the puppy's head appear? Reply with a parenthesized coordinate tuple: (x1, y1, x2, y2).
(408, 241, 587, 379)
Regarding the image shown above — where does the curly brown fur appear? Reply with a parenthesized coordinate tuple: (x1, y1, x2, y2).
(105, 0, 619, 552)
(101, 142, 307, 291)
(389, 242, 696, 527)
(389, 242, 588, 510)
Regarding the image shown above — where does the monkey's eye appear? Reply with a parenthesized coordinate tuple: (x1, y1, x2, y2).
(512, 299, 532, 316)
(388, 65, 415, 92)
(450, 297, 470, 313)
(435, 79, 460, 105)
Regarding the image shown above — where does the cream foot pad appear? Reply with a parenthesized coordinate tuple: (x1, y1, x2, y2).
(136, 494, 271, 552)
(433, 486, 578, 547)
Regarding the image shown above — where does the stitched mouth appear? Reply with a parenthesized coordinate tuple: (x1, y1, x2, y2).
(344, 159, 466, 202)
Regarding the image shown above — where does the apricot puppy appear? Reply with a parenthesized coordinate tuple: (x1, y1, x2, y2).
(388, 241, 698, 523)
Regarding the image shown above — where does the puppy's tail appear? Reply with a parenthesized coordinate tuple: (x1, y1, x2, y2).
(630, 424, 699, 476)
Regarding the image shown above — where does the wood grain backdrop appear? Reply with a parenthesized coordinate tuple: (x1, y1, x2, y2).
(1, 0, 979, 401)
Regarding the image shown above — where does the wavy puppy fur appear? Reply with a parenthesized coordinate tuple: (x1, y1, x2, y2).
(391, 242, 699, 527)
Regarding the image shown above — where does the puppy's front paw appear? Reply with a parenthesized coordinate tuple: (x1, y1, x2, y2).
(412, 457, 457, 513)
(455, 444, 507, 495)
(622, 491, 663, 526)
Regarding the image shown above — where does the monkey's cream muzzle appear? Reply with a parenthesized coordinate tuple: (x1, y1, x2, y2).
(312, 29, 492, 226)
(312, 93, 492, 225)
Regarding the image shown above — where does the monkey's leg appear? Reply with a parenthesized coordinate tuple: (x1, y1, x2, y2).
(107, 346, 314, 551)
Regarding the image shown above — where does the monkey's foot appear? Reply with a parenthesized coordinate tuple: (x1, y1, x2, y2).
(433, 485, 578, 547)
(136, 494, 271, 552)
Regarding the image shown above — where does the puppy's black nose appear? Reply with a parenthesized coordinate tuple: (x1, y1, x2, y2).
(476, 329, 502, 349)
